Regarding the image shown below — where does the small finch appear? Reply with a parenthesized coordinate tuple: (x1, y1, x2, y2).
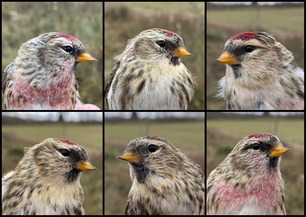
(2, 138, 96, 215)
(2, 32, 100, 110)
(217, 31, 304, 110)
(105, 28, 195, 110)
(207, 133, 289, 215)
(117, 136, 204, 215)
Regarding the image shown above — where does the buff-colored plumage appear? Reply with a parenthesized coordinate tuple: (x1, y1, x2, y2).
(2, 138, 95, 215)
(105, 28, 195, 110)
(118, 136, 204, 215)
(217, 31, 304, 110)
(207, 133, 288, 215)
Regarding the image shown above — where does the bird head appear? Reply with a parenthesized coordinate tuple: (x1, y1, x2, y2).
(27, 138, 96, 184)
(216, 31, 294, 87)
(131, 28, 191, 66)
(17, 32, 96, 85)
(227, 133, 289, 173)
(117, 136, 185, 183)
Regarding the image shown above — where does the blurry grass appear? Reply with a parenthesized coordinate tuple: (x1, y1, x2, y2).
(1, 123, 103, 215)
(2, 2, 102, 109)
(206, 5, 304, 110)
(104, 2, 205, 109)
(105, 120, 205, 214)
(207, 116, 304, 215)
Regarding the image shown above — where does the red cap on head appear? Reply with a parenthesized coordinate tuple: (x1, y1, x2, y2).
(248, 133, 272, 140)
(59, 33, 78, 41)
(163, 29, 175, 36)
(57, 138, 78, 146)
(230, 32, 256, 41)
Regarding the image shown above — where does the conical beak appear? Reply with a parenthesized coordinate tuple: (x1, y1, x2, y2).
(216, 51, 237, 65)
(172, 46, 192, 57)
(117, 151, 140, 163)
(76, 160, 96, 171)
(269, 144, 289, 158)
(77, 52, 97, 62)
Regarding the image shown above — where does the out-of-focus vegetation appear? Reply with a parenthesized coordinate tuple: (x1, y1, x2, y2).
(104, 2, 205, 110)
(105, 119, 205, 214)
(206, 4, 304, 109)
(2, 2, 102, 109)
(207, 115, 304, 215)
(2, 123, 103, 215)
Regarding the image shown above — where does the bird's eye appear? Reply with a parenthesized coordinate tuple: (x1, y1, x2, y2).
(252, 143, 260, 150)
(156, 40, 166, 48)
(245, 45, 255, 53)
(59, 149, 70, 156)
(148, 144, 158, 153)
(62, 45, 74, 54)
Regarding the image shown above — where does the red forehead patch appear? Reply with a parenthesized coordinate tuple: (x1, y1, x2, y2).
(163, 29, 175, 36)
(57, 138, 78, 146)
(230, 32, 256, 41)
(248, 133, 272, 140)
(59, 33, 78, 41)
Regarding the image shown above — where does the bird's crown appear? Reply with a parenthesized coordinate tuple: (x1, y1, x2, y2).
(54, 138, 78, 146)
(162, 29, 176, 36)
(247, 133, 272, 140)
(230, 31, 256, 41)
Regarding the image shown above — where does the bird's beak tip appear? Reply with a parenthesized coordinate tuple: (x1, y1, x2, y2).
(77, 52, 97, 62)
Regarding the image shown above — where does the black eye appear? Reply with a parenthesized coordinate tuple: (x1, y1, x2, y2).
(62, 45, 74, 54)
(245, 45, 255, 53)
(148, 144, 158, 153)
(59, 149, 70, 156)
(252, 143, 260, 150)
(156, 40, 166, 48)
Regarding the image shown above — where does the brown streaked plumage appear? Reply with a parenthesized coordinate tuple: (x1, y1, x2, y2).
(118, 136, 204, 215)
(105, 28, 195, 110)
(217, 31, 304, 110)
(2, 138, 96, 215)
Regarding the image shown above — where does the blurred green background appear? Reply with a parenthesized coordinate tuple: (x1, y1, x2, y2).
(206, 3, 304, 109)
(1, 113, 103, 215)
(1, 2, 103, 109)
(207, 112, 304, 215)
(104, 112, 204, 214)
(104, 2, 205, 110)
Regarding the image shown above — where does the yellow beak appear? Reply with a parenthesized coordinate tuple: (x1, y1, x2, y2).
(117, 151, 140, 163)
(216, 51, 237, 65)
(269, 144, 289, 158)
(77, 52, 97, 62)
(172, 47, 192, 57)
(76, 160, 96, 171)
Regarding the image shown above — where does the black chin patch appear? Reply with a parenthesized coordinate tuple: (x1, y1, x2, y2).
(65, 168, 81, 183)
(268, 157, 279, 168)
(230, 64, 242, 78)
(131, 163, 150, 184)
(170, 56, 180, 66)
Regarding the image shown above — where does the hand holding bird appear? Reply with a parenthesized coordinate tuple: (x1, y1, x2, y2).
(2, 32, 100, 110)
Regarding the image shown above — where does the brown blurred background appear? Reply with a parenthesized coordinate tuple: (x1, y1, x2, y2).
(1, 2, 103, 109)
(207, 112, 304, 215)
(104, 2, 205, 110)
(104, 112, 204, 214)
(206, 2, 304, 109)
(1, 112, 103, 215)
